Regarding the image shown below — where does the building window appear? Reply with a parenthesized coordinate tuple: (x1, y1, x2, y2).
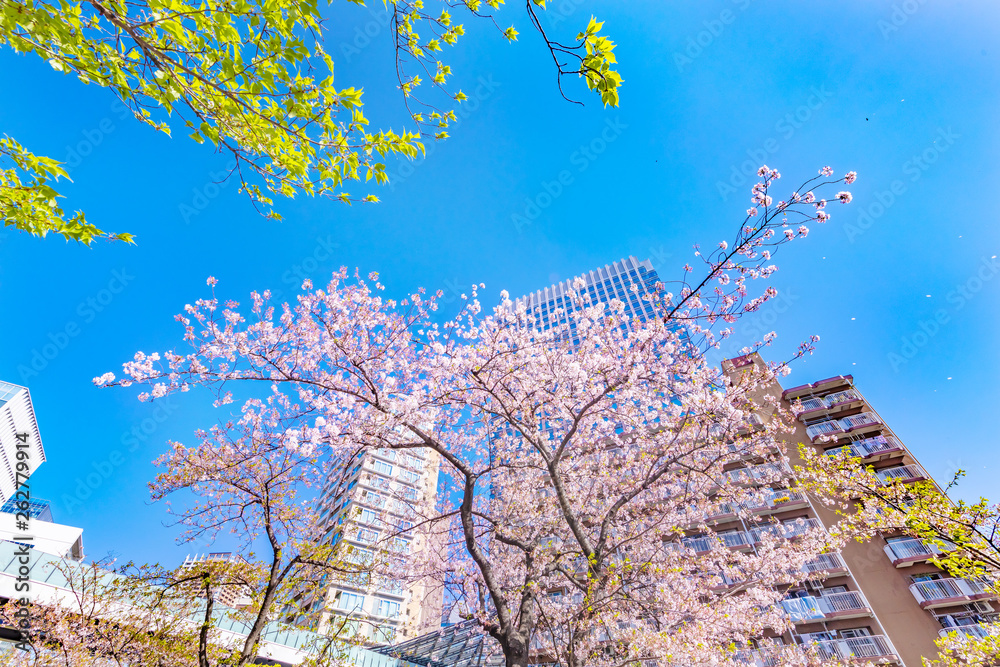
(337, 591, 366, 612)
(372, 460, 393, 476)
(377, 599, 401, 618)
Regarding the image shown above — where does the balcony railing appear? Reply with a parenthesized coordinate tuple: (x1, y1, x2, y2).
(806, 412, 882, 442)
(839, 411, 881, 431)
(750, 518, 824, 543)
(706, 501, 741, 521)
(876, 464, 928, 484)
(808, 635, 897, 661)
(803, 552, 848, 575)
(705, 489, 808, 523)
(732, 648, 782, 667)
(806, 420, 844, 441)
(820, 591, 871, 615)
(910, 577, 996, 608)
(723, 462, 792, 486)
(782, 591, 871, 623)
(795, 390, 864, 419)
(682, 536, 716, 553)
(884, 538, 944, 566)
(683, 531, 753, 553)
(796, 397, 829, 414)
(825, 389, 862, 407)
(720, 531, 753, 549)
(747, 489, 809, 512)
(938, 624, 996, 640)
(825, 435, 904, 460)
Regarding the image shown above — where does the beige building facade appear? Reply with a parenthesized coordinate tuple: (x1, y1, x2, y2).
(721, 353, 997, 667)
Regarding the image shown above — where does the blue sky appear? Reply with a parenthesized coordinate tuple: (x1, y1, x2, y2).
(1, 0, 999, 566)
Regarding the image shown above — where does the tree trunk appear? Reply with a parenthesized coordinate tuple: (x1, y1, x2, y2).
(503, 635, 530, 667)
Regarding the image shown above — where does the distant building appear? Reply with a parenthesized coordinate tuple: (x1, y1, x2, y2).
(175, 552, 253, 608)
(0, 496, 53, 521)
(514, 255, 666, 335)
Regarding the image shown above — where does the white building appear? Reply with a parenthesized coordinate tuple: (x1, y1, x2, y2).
(306, 447, 442, 644)
(0, 381, 46, 502)
(0, 511, 83, 560)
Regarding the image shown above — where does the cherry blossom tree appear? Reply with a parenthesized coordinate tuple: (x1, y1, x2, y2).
(97, 167, 859, 666)
(146, 401, 388, 665)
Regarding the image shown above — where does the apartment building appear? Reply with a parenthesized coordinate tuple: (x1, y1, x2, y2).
(722, 353, 998, 667)
(175, 552, 254, 608)
(304, 446, 443, 644)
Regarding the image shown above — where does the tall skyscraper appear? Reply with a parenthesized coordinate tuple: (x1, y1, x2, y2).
(0, 381, 46, 502)
(515, 255, 666, 331)
(304, 446, 442, 643)
(0, 381, 84, 561)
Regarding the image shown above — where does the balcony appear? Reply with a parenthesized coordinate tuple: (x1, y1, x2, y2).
(938, 624, 996, 640)
(808, 635, 898, 662)
(825, 389, 864, 410)
(839, 411, 882, 435)
(722, 462, 792, 486)
(782, 375, 854, 401)
(884, 538, 946, 567)
(909, 577, 997, 608)
(803, 552, 849, 576)
(683, 531, 753, 554)
(749, 517, 824, 543)
(806, 412, 882, 442)
(794, 389, 864, 421)
(806, 420, 844, 442)
(732, 648, 782, 667)
(707, 489, 809, 522)
(795, 396, 830, 418)
(705, 501, 741, 523)
(782, 591, 873, 623)
(749, 489, 810, 514)
(876, 464, 928, 485)
(825, 435, 905, 462)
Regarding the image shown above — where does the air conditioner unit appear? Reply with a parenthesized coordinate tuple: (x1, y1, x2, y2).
(969, 602, 994, 614)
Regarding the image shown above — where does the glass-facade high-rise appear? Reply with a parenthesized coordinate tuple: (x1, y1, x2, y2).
(514, 255, 665, 331)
